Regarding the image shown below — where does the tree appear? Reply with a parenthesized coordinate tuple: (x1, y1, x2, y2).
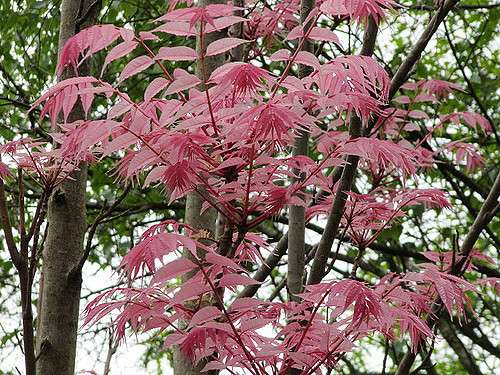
(0, 1, 182, 373)
(1, 0, 499, 374)
(173, 0, 224, 373)
(0, 1, 102, 374)
(36, 2, 102, 375)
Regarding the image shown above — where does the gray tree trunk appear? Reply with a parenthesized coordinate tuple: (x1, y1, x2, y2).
(172, 1, 225, 373)
(36, 1, 101, 374)
(287, 0, 315, 303)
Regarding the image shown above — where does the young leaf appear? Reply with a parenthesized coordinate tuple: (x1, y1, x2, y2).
(188, 306, 223, 328)
(144, 77, 171, 102)
(118, 55, 154, 82)
(156, 46, 197, 61)
(101, 40, 138, 76)
(205, 38, 249, 56)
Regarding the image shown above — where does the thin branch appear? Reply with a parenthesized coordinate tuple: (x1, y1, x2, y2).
(103, 329, 119, 375)
(443, 20, 499, 143)
(70, 184, 131, 278)
(389, 0, 461, 99)
(0, 180, 22, 267)
(457, 172, 500, 261)
(437, 318, 483, 374)
(239, 232, 289, 298)
(308, 16, 379, 285)
(397, 1, 500, 11)
(395, 171, 500, 375)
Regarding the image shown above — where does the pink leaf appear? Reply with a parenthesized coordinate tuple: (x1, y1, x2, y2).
(240, 318, 271, 332)
(156, 46, 197, 61)
(295, 51, 320, 70)
(218, 273, 261, 288)
(144, 77, 171, 102)
(270, 49, 291, 62)
(101, 40, 138, 76)
(393, 95, 411, 104)
(286, 25, 303, 40)
(152, 258, 197, 284)
(205, 253, 244, 271)
(189, 306, 223, 327)
(229, 298, 263, 313)
(57, 25, 122, 75)
(308, 27, 341, 46)
(139, 31, 158, 41)
(408, 110, 429, 119)
(153, 21, 196, 36)
(173, 281, 211, 304)
(0, 161, 11, 180)
(103, 132, 136, 155)
(118, 56, 154, 82)
(205, 38, 249, 57)
(164, 74, 200, 96)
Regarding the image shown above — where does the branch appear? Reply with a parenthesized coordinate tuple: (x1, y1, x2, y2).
(397, 1, 500, 11)
(0, 96, 31, 110)
(443, 20, 499, 143)
(457, 319, 500, 358)
(241, 185, 331, 299)
(69, 184, 131, 279)
(86, 199, 184, 213)
(268, 243, 385, 301)
(102, 329, 119, 375)
(389, 0, 461, 99)
(440, 167, 500, 247)
(437, 318, 483, 375)
(395, 171, 500, 375)
(436, 158, 489, 199)
(265, 211, 499, 280)
(458, 172, 500, 259)
(239, 232, 288, 298)
(287, 0, 315, 302)
(0, 180, 22, 268)
(0, 63, 31, 102)
(369, 241, 500, 278)
(307, 17, 379, 285)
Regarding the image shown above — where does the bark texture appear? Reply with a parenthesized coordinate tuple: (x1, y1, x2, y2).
(172, 1, 225, 373)
(36, 1, 101, 374)
(287, 0, 315, 302)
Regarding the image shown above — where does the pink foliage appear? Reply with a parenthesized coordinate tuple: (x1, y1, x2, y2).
(18, 1, 496, 374)
(320, 0, 396, 23)
(445, 141, 485, 170)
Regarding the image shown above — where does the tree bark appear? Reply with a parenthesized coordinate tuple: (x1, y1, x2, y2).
(287, 0, 315, 302)
(172, 1, 225, 373)
(36, 1, 101, 375)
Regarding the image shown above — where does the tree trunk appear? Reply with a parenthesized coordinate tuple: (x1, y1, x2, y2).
(287, 0, 315, 303)
(172, 1, 225, 373)
(36, 1, 101, 374)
